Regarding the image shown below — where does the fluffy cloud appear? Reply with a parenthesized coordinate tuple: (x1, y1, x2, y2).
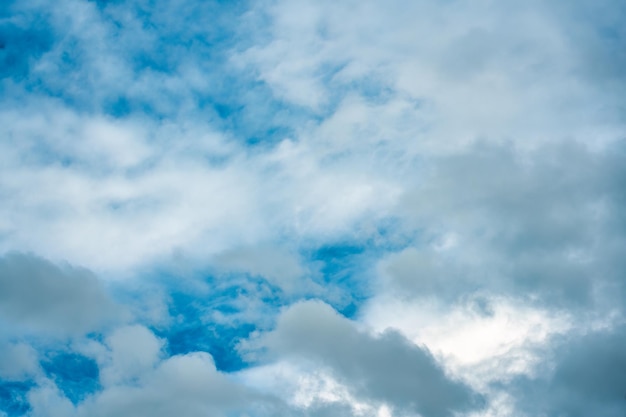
(258, 300, 483, 417)
(99, 325, 164, 386)
(77, 352, 277, 417)
(22, 324, 288, 417)
(396, 141, 626, 313)
(0, 253, 124, 335)
(510, 324, 626, 417)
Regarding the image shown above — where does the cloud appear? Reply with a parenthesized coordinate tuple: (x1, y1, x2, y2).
(0, 0, 625, 415)
(77, 352, 276, 417)
(240, 0, 626, 149)
(213, 245, 310, 294)
(3, 0, 621, 278)
(27, 336, 289, 417)
(259, 300, 483, 417)
(362, 294, 572, 386)
(385, 141, 626, 310)
(3, 319, 276, 417)
(510, 324, 626, 417)
(99, 325, 164, 386)
(0, 253, 124, 335)
(0, 343, 39, 381)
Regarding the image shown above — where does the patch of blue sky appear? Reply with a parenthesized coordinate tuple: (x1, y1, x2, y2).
(156, 287, 270, 372)
(303, 220, 417, 313)
(3, 1, 242, 109)
(164, 322, 256, 372)
(0, 380, 33, 417)
(193, 81, 311, 149)
(306, 243, 371, 314)
(128, 217, 412, 337)
(0, 18, 55, 83)
(44, 68, 296, 154)
(126, 267, 285, 367)
(103, 95, 132, 118)
(2, 0, 322, 156)
(40, 352, 100, 405)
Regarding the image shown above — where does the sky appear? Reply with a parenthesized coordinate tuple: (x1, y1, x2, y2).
(0, 0, 625, 416)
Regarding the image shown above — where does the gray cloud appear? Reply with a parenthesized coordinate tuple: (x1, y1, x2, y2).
(77, 352, 276, 417)
(510, 324, 626, 417)
(390, 141, 626, 310)
(0, 253, 124, 335)
(0, 342, 39, 381)
(262, 300, 483, 417)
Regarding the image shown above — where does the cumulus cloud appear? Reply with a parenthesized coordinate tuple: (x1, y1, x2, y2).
(258, 300, 483, 417)
(76, 352, 277, 417)
(510, 324, 626, 417)
(0, 253, 124, 335)
(99, 325, 164, 386)
(18, 323, 287, 417)
(394, 141, 626, 309)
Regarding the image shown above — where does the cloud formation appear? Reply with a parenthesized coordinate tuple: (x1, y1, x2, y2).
(0, 253, 123, 335)
(260, 300, 483, 417)
(0, 0, 625, 416)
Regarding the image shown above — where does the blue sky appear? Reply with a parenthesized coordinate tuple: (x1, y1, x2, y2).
(1, 0, 626, 416)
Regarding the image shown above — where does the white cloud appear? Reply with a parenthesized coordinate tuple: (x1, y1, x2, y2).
(28, 384, 77, 417)
(237, 361, 388, 416)
(99, 325, 165, 386)
(362, 294, 572, 385)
